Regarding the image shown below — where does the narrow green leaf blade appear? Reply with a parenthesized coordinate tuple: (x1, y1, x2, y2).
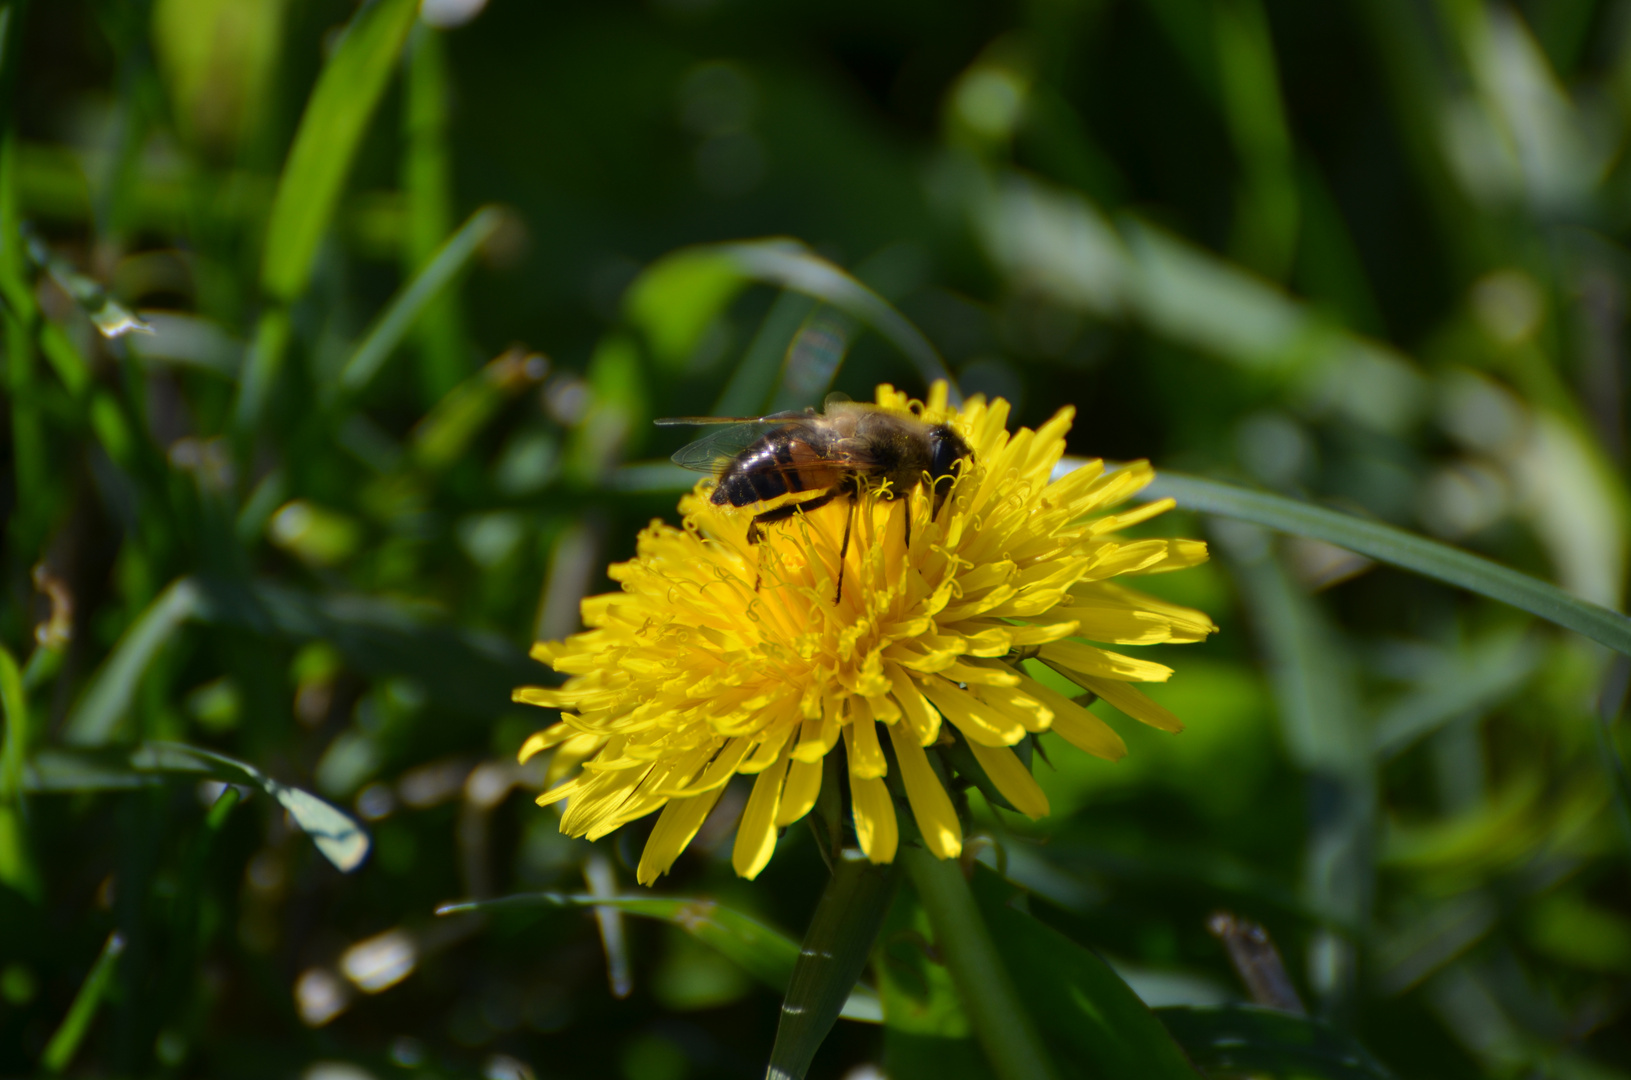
(967, 866, 1201, 1080)
(260, 0, 418, 301)
(339, 205, 501, 394)
(1156, 1005, 1398, 1079)
(132, 742, 371, 872)
(1131, 469, 1631, 657)
(41, 931, 125, 1074)
(63, 578, 204, 746)
(768, 853, 899, 1079)
(716, 240, 957, 399)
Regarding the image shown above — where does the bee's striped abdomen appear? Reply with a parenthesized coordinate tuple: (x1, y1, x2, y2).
(712, 439, 807, 506)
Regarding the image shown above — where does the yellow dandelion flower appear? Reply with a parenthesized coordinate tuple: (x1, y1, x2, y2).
(515, 382, 1216, 885)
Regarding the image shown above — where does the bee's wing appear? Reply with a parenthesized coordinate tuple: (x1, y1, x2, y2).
(654, 408, 811, 427)
(667, 421, 784, 473)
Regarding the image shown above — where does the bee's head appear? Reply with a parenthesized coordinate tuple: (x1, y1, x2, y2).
(927, 424, 972, 484)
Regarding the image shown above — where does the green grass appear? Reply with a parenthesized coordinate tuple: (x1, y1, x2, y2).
(2, 1, 1630, 1078)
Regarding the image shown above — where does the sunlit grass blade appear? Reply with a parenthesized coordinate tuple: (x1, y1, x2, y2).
(0, 643, 38, 899)
(338, 205, 502, 395)
(434, 889, 883, 1022)
(1130, 468, 1631, 656)
(0, 643, 26, 799)
(26, 741, 367, 870)
(132, 742, 369, 872)
(900, 848, 1060, 1080)
(24, 228, 150, 337)
(718, 240, 959, 401)
(41, 931, 125, 1074)
(259, 0, 418, 301)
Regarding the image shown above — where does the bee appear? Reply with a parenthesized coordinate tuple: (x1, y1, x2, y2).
(657, 395, 974, 600)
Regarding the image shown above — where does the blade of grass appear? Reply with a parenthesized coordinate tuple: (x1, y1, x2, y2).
(237, 0, 417, 436)
(0, 643, 26, 799)
(1372, 630, 1541, 757)
(0, 643, 38, 899)
(1123, 468, 1631, 656)
(1594, 656, 1631, 856)
(259, 0, 418, 301)
(1223, 526, 1373, 1017)
(965, 867, 1203, 1079)
(63, 578, 204, 747)
(40, 931, 125, 1074)
(900, 846, 1060, 1080)
(718, 240, 959, 401)
(767, 852, 898, 1079)
(131, 742, 369, 872)
(401, 23, 468, 401)
(712, 290, 818, 416)
(338, 205, 501, 396)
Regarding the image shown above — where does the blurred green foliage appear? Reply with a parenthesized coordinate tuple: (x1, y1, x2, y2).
(2, 0, 1631, 1078)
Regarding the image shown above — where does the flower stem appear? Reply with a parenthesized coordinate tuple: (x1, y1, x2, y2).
(900, 847, 1060, 1080)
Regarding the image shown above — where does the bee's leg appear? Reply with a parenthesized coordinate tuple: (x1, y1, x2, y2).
(746, 492, 841, 590)
(835, 494, 856, 604)
(747, 492, 840, 542)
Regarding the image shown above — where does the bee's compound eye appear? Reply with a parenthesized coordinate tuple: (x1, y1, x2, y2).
(928, 426, 970, 481)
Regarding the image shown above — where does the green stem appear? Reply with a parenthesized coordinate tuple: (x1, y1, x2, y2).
(900, 847, 1060, 1080)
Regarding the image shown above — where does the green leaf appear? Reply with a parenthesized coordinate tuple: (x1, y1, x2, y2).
(711, 290, 818, 417)
(434, 889, 883, 1024)
(877, 881, 994, 1080)
(400, 23, 467, 401)
(26, 742, 366, 871)
(259, 0, 418, 301)
(338, 205, 502, 395)
(768, 853, 899, 1079)
(0, 643, 26, 800)
(966, 865, 1202, 1080)
(1372, 629, 1540, 757)
(40, 931, 125, 1074)
(132, 742, 370, 872)
(900, 848, 1063, 1080)
(717, 240, 956, 399)
(1155, 1005, 1397, 1079)
(63, 578, 205, 747)
(1136, 469, 1631, 657)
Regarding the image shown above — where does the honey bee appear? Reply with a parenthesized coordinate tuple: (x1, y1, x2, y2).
(657, 395, 974, 599)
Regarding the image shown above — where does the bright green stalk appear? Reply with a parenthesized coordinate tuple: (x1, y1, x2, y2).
(900, 846, 1060, 1080)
